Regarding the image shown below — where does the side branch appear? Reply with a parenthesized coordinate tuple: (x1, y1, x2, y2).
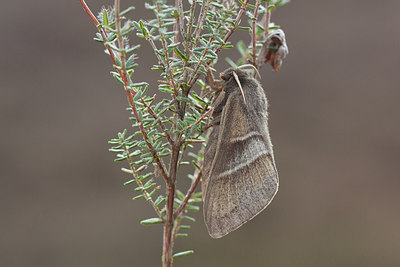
(186, 0, 249, 90)
(79, 0, 171, 186)
(178, 107, 214, 145)
(115, 0, 127, 83)
(193, 0, 210, 41)
(143, 100, 174, 146)
(156, 2, 179, 98)
(215, 0, 250, 54)
(124, 144, 162, 217)
(79, 0, 120, 74)
(251, 0, 261, 67)
(174, 170, 202, 219)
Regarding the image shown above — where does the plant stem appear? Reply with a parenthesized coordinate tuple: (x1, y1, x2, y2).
(79, 1, 279, 266)
(251, 0, 261, 67)
(215, 0, 250, 54)
(256, 2, 272, 67)
(162, 183, 175, 267)
(174, 170, 202, 218)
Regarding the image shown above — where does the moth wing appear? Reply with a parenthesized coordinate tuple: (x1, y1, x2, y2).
(203, 89, 279, 239)
(201, 90, 226, 198)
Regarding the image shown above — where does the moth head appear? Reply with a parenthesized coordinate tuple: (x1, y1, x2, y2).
(219, 65, 260, 105)
(219, 64, 261, 81)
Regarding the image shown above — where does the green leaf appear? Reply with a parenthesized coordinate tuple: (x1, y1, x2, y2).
(221, 43, 234, 49)
(123, 178, 136, 185)
(173, 250, 194, 258)
(193, 192, 202, 198)
(237, 26, 251, 31)
(187, 152, 200, 159)
(192, 160, 201, 170)
(176, 96, 190, 102)
(186, 204, 200, 212)
(236, 40, 247, 57)
(182, 215, 195, 222)
(109, 148, 125, 153)
(120, 6, 135, 16)
(139, 20, 148, 38)
(225, 57, 238, 68)
(126, 44, 140, 54)
(133, 90, 142, 101)
(107, 32, 117, 42)
(129, 150, 141, 157)
(246, 11, 255, 20)
(93, 33, 105, 43)
(176, 233, 188, 237)
(246, 3, 257, 9)
(102, 10, 109, 26)
(121, 168, 134, 174)
(133, 21, 141, 31)
(174, 47, 187, 61)
(142, 181, 155, 191)
(268, 25, 280, 30)
(134, 165, 146, 173)
(210, 2, 223, 8)
(108, 139, 120, 145)
(114, 155, 128, 162)
(125, 54, 137, 69)
(148, 186, 159, 197)
(141, 172, 153, 181)
(176, 190, 185, 200)
(111, 72, 124, 85)
(276, 0, 291, 7)
(149, 130, 159, 138)
(172, 9, 179, 18)
(154, 195, 165, 206)
(140, 218, 163, 225)
(132, 194, 145, 200)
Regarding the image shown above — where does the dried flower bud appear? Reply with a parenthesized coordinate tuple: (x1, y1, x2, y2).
(257, 29, 289, 71)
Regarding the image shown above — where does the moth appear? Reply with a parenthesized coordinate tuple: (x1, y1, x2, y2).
(202, 65, 279, 238)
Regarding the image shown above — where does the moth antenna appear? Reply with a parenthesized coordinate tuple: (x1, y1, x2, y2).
(232, 71, 246, 105)
(238, 64, 261, 79)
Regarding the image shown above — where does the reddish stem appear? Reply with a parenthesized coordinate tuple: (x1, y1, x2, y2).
(78, 0, 170, 187)
(252, 1, 261, 66)
(215, 0, 250, 54)
(174, 171, 201, 218)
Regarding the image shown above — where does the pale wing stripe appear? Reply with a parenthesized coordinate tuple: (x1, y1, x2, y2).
(226, 136, 267, 171)
(231, 131, 263, 143)
(217, 149, 269, 178)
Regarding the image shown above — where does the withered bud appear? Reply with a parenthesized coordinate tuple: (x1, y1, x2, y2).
(258, 29, 289, 71)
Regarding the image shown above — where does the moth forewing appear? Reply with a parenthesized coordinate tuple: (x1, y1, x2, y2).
(203, 68, 279, 238)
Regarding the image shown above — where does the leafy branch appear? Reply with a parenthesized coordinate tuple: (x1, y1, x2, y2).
(79, 0, 289, 266)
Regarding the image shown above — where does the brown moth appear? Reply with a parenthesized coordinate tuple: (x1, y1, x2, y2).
(202, 65, 279, 238)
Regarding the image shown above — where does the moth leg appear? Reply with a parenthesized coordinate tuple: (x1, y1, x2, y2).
(211, 90, 226, 111)
(203, 90, 226, 131)
(203, 113, 220, 131)
(206, 67, 225, 91)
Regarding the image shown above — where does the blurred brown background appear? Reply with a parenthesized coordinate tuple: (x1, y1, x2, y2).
(1, 1, 400, 266)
